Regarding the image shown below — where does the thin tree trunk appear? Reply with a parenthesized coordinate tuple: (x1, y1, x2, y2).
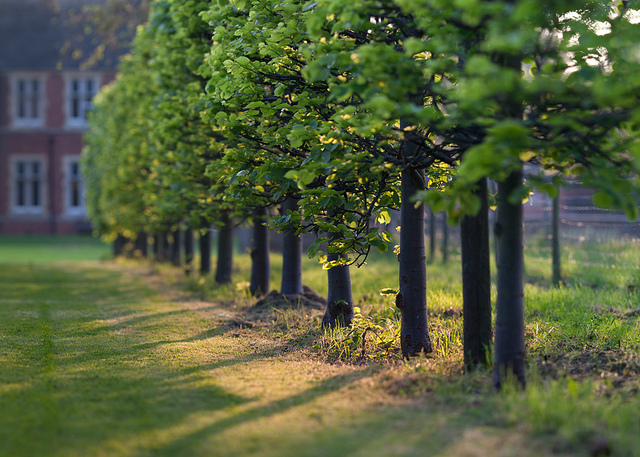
(250, 207, 270, 296)
(199, 229, 211, 274)
(441, 213, 449, 264)
(552, 192, 561, 287)
(461, 178, 492, 370)
(171, 228, 181, 267)
(113, 234, 127, 257)
(493, 167, 526, 389)
(428, 208, 436, 264)
(184, 228, 194, 275)
(397, 167, 432, 357)
(135, 232, 148, 258)
(153, 234, 158, 260)
(156, 233, 167, 263)
(323, 230, 354, 327)
(280, 197, 303, 296)
(215, 213, 234, 284)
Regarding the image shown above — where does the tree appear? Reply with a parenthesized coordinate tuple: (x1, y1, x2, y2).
(201, 0, 401, 321)
(410, 0, 640, 386)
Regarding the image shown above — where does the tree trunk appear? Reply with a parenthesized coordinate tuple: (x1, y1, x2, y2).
(162, 232, 172, 261)
(397, 167, 432, 357)
(184, 228, 194, 275)
(215, 213, 234, 285)
(155, 233, 167, 263)
(199, 229, 211, 274)
(441, 213, 449, 264)
(280, 197, 303, 296)
(428, 208, 436, 264)
(493, 167, 526, 389)
(461, 178, 492, 370)
(323, 230, 354, 327)
(171, 228, 181, 267)
(250, 207, 270, 296)
(113, 234, 125, 257)
(134, 232, 148, 258)
(552, 192, 561, 287)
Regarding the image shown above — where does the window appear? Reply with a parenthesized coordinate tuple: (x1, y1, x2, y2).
(12, 76, 44, 127)
(65, 159, 85, 214)
(67, 77, 98, 126)
(13, 160, 44, 214)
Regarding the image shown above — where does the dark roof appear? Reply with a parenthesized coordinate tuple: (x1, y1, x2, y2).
(0, 0, 134, 72)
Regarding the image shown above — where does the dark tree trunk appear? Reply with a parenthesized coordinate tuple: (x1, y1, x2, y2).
(184, 228, 194, 275)
(493, 167, 526, 389)
(323, 230, 354, 327)
(113, 234, 125, 257)
(170, 228, 181, 267)
(441, 213, 449, 264)
(552, 193, 561, 287)
(428, 208, 436, 264)
(250, 207, 270, 296)
(155, 233, 167, 263)
(153, 234, 158, 259)
(461, 178, 492, 370)
(215, 213, 234, 285)
(134, 232, 148, 258)
(280, 197, 303, 296)
(162, 232, 172, 261)
(397, 167, 432, 357)
(199, 229, 211, 274)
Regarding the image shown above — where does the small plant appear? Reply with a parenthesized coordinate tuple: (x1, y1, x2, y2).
(314, 306, 401, 363)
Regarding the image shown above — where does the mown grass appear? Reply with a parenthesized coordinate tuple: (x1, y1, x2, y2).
(0, 235, 110, 263)
(2, 233, 640, 456)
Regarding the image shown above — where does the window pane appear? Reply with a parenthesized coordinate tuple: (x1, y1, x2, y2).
(18, 81, 26, 118)
(71, 181, 80, 207)
(32, 180, 40, 206)
(17, 180, 25, 206)
(31, 80, 39, 118)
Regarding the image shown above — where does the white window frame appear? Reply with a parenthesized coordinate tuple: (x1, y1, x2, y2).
(10, 155, 47, 215)
(62, 156, 85, 216)
(11, 73, 45, 128)
(65, 74, 100, 128)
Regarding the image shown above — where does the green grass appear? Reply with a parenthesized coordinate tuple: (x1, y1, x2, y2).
(2, 235, 640, 456)
(0, 235, 110, 263)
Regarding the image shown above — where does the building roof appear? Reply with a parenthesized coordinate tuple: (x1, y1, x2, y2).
(0, 0, 139, 72)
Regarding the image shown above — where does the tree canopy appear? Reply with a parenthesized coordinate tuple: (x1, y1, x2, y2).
(83, 0, 640, 385)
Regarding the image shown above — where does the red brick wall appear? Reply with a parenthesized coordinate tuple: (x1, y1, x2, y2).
(0, 74, 8, 127)
(47, 73, 65, 129)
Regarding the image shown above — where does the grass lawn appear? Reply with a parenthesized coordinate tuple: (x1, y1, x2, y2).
(1, 235, 640, 456)
(0, 235, 110, 263)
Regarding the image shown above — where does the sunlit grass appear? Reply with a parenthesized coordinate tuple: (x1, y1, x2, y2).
(3, 234, 640, 456)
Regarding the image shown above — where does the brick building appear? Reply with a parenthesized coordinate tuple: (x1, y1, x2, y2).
(0, 0, 129, 234)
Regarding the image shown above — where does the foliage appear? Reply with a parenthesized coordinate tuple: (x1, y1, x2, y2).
(407, 0, 640, 219)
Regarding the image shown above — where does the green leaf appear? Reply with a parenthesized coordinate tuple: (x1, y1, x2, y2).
(376, 209, 392, 225)
(379, 288, 398, 296)
(592, 191, 614, 209)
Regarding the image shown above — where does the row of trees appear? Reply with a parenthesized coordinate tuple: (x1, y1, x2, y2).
(83, 0, 640, 388)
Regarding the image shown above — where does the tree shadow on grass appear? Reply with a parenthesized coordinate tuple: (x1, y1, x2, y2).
(0, 262, 374, 456)
(155, 369, 371, 457)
